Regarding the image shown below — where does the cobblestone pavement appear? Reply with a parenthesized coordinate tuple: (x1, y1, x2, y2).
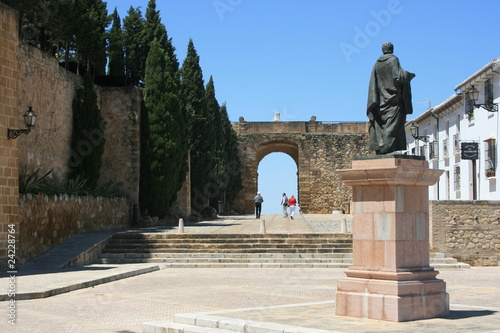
(2, 214, 499, 333)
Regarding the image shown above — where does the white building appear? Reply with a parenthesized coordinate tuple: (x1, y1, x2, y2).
(405, 57, 500, 200)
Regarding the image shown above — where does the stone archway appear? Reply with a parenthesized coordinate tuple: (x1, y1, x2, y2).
(255, 140, 300, 211)
(231, 120, 370, 214)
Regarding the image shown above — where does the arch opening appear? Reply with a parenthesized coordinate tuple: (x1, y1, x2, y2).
(257, 152, 298, 215)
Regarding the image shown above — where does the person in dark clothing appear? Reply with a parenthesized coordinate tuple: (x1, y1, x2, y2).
(253, 192, 264, 219)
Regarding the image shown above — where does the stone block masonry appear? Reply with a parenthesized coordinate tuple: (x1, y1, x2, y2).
(232, 123, 369, 214)
(430, 200, 500, 266)
(18, 194, 131, 265)
(0, 4, 21, 271)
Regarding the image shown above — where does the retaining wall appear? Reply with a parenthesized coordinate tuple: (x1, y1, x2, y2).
(430, 200, 500, 266)
(18, 195, 131, 265)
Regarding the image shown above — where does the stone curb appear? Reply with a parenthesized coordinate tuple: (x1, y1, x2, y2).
(144, 302, 344, 333)
(0, 264, 161, 301)
(144, 315, 337, 333)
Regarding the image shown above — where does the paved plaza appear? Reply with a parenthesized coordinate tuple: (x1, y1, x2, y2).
(1, 214, 500, 332)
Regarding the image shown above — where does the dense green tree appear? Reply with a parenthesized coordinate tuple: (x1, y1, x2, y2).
(123, 6, 144, 86)
(142, 0, 168, 66)
(69, 72, 106, 188)
(205, 76, 223, 209)
(181, 39, 214, 211)
(73, 0, 108, 75)
(107, 8, 125, 77)
(219, 103, 243, 208)
(140, 34, 188, 216)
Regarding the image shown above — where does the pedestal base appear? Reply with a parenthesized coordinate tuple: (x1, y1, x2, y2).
(336, 156, 449, 322)
(336, 268, 449, 322)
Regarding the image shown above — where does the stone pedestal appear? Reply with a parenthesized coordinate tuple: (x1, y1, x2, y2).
(335, 155, 449, 322)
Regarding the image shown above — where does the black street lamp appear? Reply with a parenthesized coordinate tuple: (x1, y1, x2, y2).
(410, 123, 429, 142)
(8, 107, 38, 140)
(467, 85, 498, 112)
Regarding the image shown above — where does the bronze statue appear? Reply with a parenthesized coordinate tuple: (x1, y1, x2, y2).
(367, 42, 415, 154)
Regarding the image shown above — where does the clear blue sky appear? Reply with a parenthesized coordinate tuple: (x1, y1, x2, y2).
(106, 0, 500, 214)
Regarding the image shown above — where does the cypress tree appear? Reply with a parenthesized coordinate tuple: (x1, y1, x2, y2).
(107, 8, 125, 78)
(220, 103, 243, 208)
(140, 32, 187, 216)
(181, 39, 212, 211)
(205, 76, 223, 209)
(143, 0, 168, 64)
(73, 0, 108, 75)
(69, 72, 106, 188)
(123, 6, 144, 86)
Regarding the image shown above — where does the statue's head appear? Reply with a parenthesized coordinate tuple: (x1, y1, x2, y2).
(382, 42, 394, 54)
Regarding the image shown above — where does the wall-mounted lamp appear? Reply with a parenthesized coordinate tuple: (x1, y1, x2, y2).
(410, 123, 429, 142)
(7, 107, 37, 140)
(467, 85, 498, 112)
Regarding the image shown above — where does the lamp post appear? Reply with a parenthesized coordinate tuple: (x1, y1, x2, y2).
(467, 85, 498, 112)
(410, 123, 429, 142)
(7, 107, 37, 140)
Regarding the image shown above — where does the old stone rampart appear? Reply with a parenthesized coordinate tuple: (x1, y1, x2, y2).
(430, 200, 500, 266)
(18, 44, 142, 203)
(232, 122, 370, 214)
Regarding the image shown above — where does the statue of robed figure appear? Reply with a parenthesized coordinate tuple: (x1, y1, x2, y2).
(367, 42, 415, 155)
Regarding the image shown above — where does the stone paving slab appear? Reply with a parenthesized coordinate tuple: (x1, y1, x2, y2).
(0, 263, 162, 301)
(2, 267, 500, 333)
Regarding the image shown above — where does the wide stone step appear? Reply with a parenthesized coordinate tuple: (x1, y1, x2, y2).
(100, 257, 352, 265)
(113, 233, 349, 239)
(109, 238, 353, 245)
(103, 243, 351, 250)
(100, 252, 354, 259)
(101, 247, 353, 254)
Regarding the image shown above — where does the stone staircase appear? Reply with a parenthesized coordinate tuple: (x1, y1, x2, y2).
(98, 232, 470, 269)
(99, 233, 354, 268)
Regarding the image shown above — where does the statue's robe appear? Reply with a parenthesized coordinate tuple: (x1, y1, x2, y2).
(367, 54, 414, 154)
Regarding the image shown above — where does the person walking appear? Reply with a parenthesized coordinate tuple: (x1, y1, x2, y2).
(288, 194, 297, 220)
(281, 193, 289, 218)
(253, 192, 264, 219)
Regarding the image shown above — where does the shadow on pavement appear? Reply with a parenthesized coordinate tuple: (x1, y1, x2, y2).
(446, 310, 497, 320)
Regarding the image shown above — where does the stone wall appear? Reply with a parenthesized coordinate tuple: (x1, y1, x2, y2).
(97, 86, 142, 203)
(305, 133, 369, 213)
(18, 194, 132, 264)
(430, 200, 500, 266)
(17, 45, 142, 201)
(0, 4, 21, 271)
(18, 43, 80, 187)
(232, 131, 369, 214)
